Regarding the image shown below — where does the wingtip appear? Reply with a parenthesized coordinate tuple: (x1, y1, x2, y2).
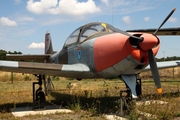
(173, 8, 176, 11)
(157, 88, 162, 94)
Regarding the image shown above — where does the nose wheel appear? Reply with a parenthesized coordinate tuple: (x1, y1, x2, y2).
(32, 75, 46, 110)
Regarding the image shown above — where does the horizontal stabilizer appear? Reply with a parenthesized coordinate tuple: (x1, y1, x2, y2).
(6, 54, 51, 61)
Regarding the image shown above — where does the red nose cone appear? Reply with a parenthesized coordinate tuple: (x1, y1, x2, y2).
(139, 34, 159, 51)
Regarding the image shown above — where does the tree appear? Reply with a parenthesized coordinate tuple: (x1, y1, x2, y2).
(0, 50, 7, 60)
(0, 49, 22, 60)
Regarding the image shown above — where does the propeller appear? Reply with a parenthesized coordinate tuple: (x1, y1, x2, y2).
(148, 8, 176, 93)
(122, 8, 176, 93)
(122, 31, 144, 42)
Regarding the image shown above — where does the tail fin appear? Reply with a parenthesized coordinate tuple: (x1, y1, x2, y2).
(45, 32, 54, 54)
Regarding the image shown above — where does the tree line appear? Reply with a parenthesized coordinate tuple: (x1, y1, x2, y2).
(156, 56, 180, 62)
(0, 49, 22, 60)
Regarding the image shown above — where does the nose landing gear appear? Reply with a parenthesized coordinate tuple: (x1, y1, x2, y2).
(119, 75, 142, 115)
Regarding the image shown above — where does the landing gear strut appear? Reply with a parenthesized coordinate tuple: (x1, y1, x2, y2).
(32, 75, 46, 110)
(119, 75, 142, 115)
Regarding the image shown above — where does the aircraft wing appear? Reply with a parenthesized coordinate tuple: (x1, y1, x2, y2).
(0, 60, 92, 78)
(143, 60, 180, 72)
(126, 27, 180, 35)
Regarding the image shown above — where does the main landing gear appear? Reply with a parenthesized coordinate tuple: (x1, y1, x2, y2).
(119, 74, 142, 115)
(32, 75, 47, 110)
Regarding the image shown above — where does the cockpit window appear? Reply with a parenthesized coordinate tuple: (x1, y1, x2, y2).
(79, 24, 107, 43)
(64, 22, 123, 47)
(64, 27, 81, 46)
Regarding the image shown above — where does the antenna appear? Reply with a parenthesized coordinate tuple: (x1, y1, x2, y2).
(112, 2, 114, 25)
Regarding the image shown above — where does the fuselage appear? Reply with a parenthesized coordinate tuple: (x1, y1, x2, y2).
(48, 22, 160, 78)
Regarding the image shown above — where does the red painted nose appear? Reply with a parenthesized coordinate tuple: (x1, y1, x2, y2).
(139, 34, 159, 51)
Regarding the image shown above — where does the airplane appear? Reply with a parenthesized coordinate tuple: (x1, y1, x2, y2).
(0, 8, 180, 110)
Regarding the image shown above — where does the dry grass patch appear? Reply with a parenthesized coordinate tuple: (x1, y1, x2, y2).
(140, 67, 180, 79)
(0, 71, 180, 119)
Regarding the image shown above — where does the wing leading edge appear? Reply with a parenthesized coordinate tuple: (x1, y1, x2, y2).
(143, 60, 180, 72)
(0, 60, 92, 78)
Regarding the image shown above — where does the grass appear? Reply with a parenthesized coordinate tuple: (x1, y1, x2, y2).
(0, 68, 180, 119)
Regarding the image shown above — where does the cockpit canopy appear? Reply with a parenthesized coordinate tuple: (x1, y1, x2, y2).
(64, 22, 121, 47)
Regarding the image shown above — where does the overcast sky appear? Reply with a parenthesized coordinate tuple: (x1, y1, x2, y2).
(0, 0, 180, 58)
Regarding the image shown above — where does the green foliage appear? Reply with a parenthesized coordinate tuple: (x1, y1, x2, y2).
(24, 75, 31, 81)
(0, 50, 7, 60)
(67, 96, 82, 112)
(51, 76, 59, 81)
(156, 56, 180, 62)
(0, 49, 22, 60)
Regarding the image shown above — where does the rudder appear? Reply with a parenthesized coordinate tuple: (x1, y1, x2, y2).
(45, 32, 54, 54)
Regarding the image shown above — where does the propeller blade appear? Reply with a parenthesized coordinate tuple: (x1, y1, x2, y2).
(154, 8, 176, 35)
(147, 8, 176, 94)
(148, 49, 162, 93)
